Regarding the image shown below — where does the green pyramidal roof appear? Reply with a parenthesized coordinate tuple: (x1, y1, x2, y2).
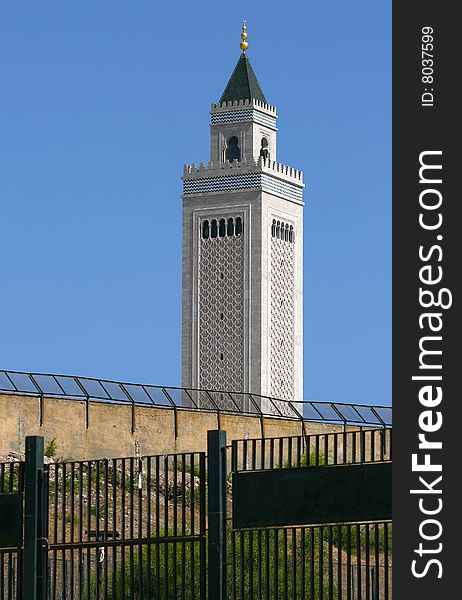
(219, 53, 267, 103)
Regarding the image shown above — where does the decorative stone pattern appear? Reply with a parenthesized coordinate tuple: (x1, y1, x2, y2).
(211, 109, 277, 129)
(183, 172, 303, 202)
(198, 232, 245, 398)
(261, 174, 303, 202)
(270, 231, 295, 414)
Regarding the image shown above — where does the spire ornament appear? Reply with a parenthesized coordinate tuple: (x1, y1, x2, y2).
(240, 19, 249, 53)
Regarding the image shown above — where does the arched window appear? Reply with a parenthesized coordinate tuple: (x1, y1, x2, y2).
(276, 221, 280, 238)
(226, 136, 240, 162)
(271, 219, 276, 237)
(289, 225, 294, 243)
(227, 218, 235, 236)
(235, 217, 243, 236)
(202, 220, 209, 239)
(260, 137, 269, 160)
(211, 219, 218, 239)
(219, 218, 226, 237)
(285, 224, 289, 241)
(280, 222, 285, 239)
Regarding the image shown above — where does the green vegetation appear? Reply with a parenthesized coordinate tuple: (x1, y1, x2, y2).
(282, 450, 326, 468)
(230, 527, 333, 598)
(0, 468, 20, 493)
(90, 538, 202, 600)
(175, 459, 204, 480)
(87, 527, 338, 599)
(65, 513, 80, 525)
(331, 523, 393, 554)
(45, 437, 58, 458)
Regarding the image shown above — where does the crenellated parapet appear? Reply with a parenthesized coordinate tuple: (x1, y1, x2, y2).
(183, 156, 303, 184)
(211, 98, 276, 113)
(182, 157, 304, 203)
(211, 98, 277, 129)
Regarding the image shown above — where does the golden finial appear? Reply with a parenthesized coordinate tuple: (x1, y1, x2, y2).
(240, 19, 249, 53)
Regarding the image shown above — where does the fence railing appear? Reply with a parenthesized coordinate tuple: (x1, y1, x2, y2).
(0, 462, 24, 600)
(228, 430, 392, 600)
(0, 369, 392, 427)
(231, 428, 392, 472)
(1, 430, 392, 600)
(229, 523, 392, 600)
(46, 451, 207, 600)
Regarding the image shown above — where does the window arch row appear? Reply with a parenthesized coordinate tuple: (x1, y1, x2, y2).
(271, 219, 294, 243)
(201, 216, 243, 239)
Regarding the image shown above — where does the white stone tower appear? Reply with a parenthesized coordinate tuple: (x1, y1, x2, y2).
(182, 24, 304, 414)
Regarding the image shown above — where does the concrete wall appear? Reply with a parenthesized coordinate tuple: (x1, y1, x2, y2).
(0, 393, 345, 460)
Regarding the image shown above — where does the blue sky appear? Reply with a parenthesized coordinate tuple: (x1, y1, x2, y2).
(0, 1, 391, 407)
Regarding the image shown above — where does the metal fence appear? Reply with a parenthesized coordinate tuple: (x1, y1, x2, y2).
(228, 524, 392, 600)
(228, 429, 393, 600)
(45, 452, 206, 600)
(1, 427, 392, 599)
(0, 463, 23, 600)
(0, 369, 392, 427)
(231, 427, 392, 472)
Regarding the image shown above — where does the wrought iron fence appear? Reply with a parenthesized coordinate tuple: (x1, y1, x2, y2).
(0, 463, 23, 600)
(1, 428, 392, 599)
(229, 430, 392, 599)
(45, 452, 206, 600)
(229, 524, 392, 600)
(0, 369, 392, 427)
(231, 427, 392, 472)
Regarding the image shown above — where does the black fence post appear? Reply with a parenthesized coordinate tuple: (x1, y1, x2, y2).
(207, 429, 227, 600)
(372, 566, 379, 600)
(23, 436, 45, 600)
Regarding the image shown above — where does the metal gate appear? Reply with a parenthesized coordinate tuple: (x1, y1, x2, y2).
(228, 428, 392, 600)
(1, 428, 392, 599)
(46, 452, 206, 599)
(1, 439, 206, 600)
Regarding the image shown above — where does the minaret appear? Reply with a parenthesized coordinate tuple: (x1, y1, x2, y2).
(182, 22, 304, 414)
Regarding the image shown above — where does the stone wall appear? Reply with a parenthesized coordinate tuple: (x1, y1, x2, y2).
(0, 393, 347, 461)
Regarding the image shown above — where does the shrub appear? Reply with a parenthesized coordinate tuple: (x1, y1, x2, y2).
(45, 438, 58, 458)
(282, 450, 326, 468)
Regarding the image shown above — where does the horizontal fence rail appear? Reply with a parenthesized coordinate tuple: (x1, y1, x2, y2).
(0, 369, 392, 427)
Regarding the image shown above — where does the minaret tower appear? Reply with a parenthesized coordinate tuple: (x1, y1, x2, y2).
(182, 22, 304, 414)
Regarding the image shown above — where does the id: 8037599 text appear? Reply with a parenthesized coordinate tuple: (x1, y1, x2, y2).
(421, 26, 435, 107)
